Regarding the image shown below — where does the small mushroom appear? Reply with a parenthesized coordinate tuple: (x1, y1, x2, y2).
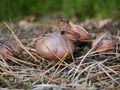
(92, 33, 114, 53)
(9, 42, 21, 55)
(57, 19, 90, 42)
(35, 32, 74, 60)
(74, 25, 90, 41)
(0, 43, 14, 60)
(0, 42, 21, 60)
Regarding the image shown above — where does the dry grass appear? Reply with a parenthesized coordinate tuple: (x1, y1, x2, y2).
(0, 22, 120, 90)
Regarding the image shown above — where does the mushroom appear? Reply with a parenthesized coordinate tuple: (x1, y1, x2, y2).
(92, 33, 114, 53)
(0, 42, 20, 60)
(35, 32, 74, 60)
(57, 19, 90, 42)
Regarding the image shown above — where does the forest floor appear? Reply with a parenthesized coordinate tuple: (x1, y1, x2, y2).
(0, 16, 120, 90)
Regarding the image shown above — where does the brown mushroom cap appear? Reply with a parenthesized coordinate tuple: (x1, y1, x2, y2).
(92, 33, 114, 53)
(0, 42, 21, 61)
(35, 32, 74, 60)
(9, 42, 21, 55)
(57, 19, 90, 42)
(0, 43, 14, 60)
(74, 25, 90, 41)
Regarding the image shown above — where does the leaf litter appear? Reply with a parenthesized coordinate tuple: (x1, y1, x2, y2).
(0, 17, 120, 90)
